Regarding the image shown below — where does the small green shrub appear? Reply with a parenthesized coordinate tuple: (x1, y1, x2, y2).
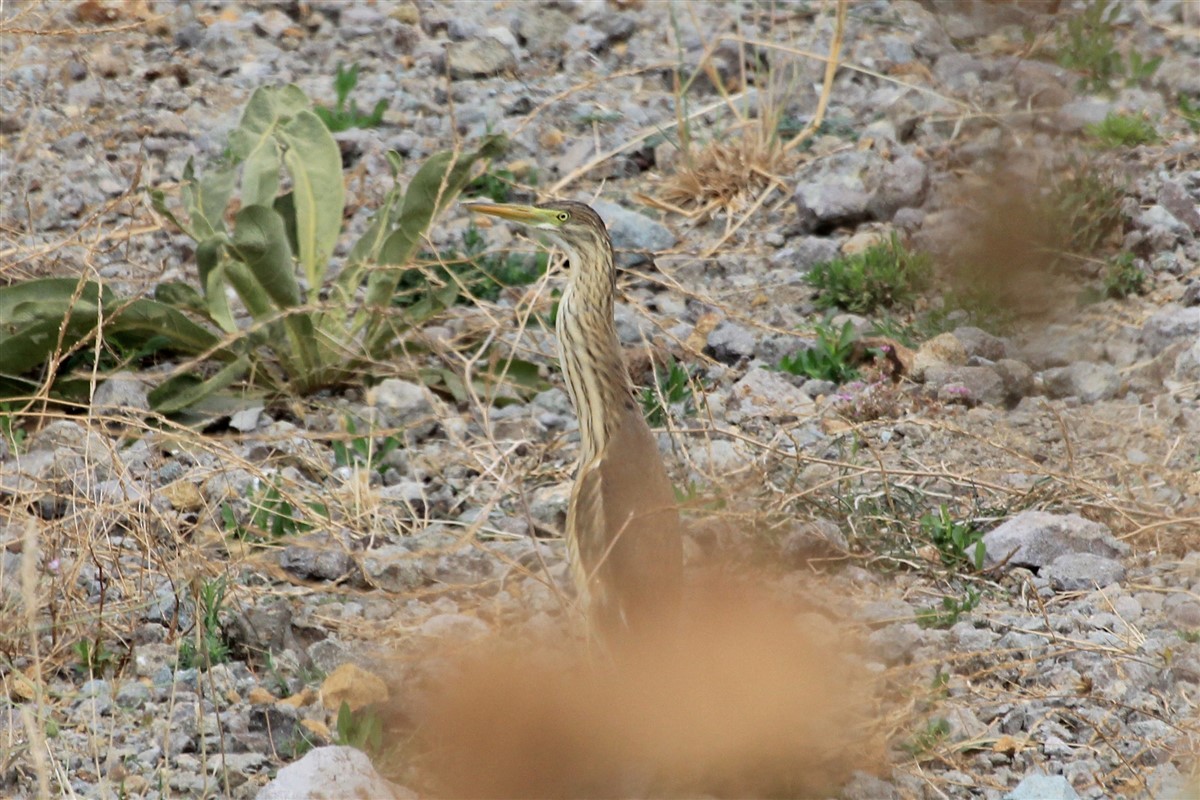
(916, 587, 981, 630)
(179, 577, 232, 669)
(902, 717, 951, 757)
(314, 63, 388, 132)
(332, 415, 402, 475)
(919, 505, 985, 573)
(1085, 112, 1160, 148)
(806, 234, 931, 314)
(72, 638, 119, 676)
(640, 359, 695, 427)
(1048, 165, 1125, 258)
(1102, 252, 1147, 299)
(335, 701, 384, 757)
(410, 224, 549, 306)
(1056, 0, 1160, 93)
(776, 321, 860, 384)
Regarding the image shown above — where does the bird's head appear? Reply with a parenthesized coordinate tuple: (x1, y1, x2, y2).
(464, 200, 611, 263)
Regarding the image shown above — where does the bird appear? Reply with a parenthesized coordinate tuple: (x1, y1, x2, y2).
(466, 200, 683, 643)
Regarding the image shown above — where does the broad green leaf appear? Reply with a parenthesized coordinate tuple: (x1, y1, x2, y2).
(154, 282, 205, 313)
(229, 206, 302, 310)
(277, 109, 344, 289)
(228, 85, 310, 162)
(240, 136, 281, 209)
(149, 355, 251, 414)
(0, 278, 108, 327)
(182, 159, 236, 241)
(273, 191, 301, 261)
(150, 189, 192, 238)
(195, 237, 238, 332)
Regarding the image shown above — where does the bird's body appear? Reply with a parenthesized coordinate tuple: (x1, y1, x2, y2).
(467, 201, 683, 641)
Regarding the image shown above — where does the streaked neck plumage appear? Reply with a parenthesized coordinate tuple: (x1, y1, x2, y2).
(553, 238, 633, 465)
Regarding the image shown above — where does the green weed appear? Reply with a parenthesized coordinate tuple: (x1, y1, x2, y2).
(807, 234, 931, 314)
(1179, 630, 1200, 645)
(179, 577, 231, 669)
(335, 700, 384, 757)
(641, 359, 695, 427)
(332, 415, 402, 475)
(776, 321, 860, 384)
(919, 505, 986, 573)
(1049, 165, 1125, 259)
(0, 403, 28, 452)
(902, 717, 951, 757)
(72, 638, 119, 676)
(1085, 112, 1160, 148)
(314, 63, 388, 132)
(916, 587, 981, 630)
(222, 477, 329, 541)
(1102, 252, 1147, 299)
(1056, 0, 1160, 93)
(407, 225, 549, 306)
(1178, 96, 1200, 133)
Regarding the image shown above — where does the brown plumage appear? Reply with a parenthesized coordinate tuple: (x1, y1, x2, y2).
(466, 200, 683, 641)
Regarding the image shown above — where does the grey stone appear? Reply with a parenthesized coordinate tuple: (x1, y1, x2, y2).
(865, 154, 929, 220)
(1159, 181, 1200, 233)
(1042, 362, 1121, 403)
(705, 321, 758, 364)
(924, 365, 1006, 407)
(788, 236, 841, 271)
(252, 9, 292, 39)
(1164, 594, 1200, 629)
(1003, 773, 1080, 800)
(953, 326, 1007, 361)
(371, 379, 436, 438)
(514, 7, 573, 52)
(591, 200, 676, 266)
(726, 367, 815, 423)
(792, 151, 878, 232)
(912, 332, 968, 380)
(229, 406, 265, 432)
(841, 771, 901, 800)
(447, 37, 516, 79)
(1142, 305, 1200, 352)
(419, 613, 490, 640)
(280, 539, 355, 582)
(780, 519, 848, 564)
(993, 359, 1034, 401)
(256, 746, 407, 800)
(1044, 553, 1127, 592)
(529, 482, 571, 530)
(92, 372, 150, 418)
(1054, 98, 1114, 132)
(867, 622, 924, 665)
(983, 511, 1128, 571)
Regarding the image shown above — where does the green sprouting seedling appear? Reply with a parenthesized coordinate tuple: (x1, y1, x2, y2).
(776, 321, 860, 384)
(332, 415, 402, 475)
(640, 359, 695, 427)
(1102, 252, 1147, 299)
(919, 505, 986, 573)
(916, 587, 981, 630)
(1179, 96, 1200, 133)
(72, 638, 119, 676)
(314, 62, 389, 132)
(179, 577, 232, 669)
(902, 717, 951, 757)
(806, 234, 931, 314)
(335, 701, 384, 757)
(0, 403, 28, 452)
(1055, 0, 1124, 93)
(1125, 50, 1163, 86)
(1085, 112, 1160, 148)
(221, 477, 329, 542)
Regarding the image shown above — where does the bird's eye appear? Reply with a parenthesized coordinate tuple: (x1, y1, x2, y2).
(556, 212, 569, 222)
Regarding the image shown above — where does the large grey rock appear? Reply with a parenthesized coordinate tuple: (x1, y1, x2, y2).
(1003, 773, 1080, 800)
(591, 200, 676, 266)
(726, 367, 814, 423)
(1042, 362, 1121, 403)
(371, 379, 437, 438)
(923, 365, 1006, 407)
(953, 326, 1007, 361)
(446, 37, 516, 79)
(705, 320, 758, 364)
(92, 371, 150, 418)
(1043, 553, 1127, 592)
(792, 151, 877, 232)
(983, 511, 1128, 571)
(256, 746, 411, 800)
(1142, 305, 1200, 352)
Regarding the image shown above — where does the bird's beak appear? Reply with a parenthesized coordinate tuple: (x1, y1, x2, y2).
(464, 202, 556, 226)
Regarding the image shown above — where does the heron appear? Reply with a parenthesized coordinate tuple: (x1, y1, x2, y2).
(466, 200, 684, 643)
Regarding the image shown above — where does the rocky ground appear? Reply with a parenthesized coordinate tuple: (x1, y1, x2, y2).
(1, 1, 1199, 798)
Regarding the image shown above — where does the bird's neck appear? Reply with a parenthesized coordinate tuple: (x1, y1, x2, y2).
(556, 266, 633, 465)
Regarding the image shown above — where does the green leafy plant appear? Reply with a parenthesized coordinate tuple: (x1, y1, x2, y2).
(314, 63, 388, 132)
(902, 717, 951, 757)
(916, 587, 981, 630)
(72, 638, 119, 676)
(776, 321, 860, 384)
(1179, 630, 1200, 645)
(1102, 252, 1147, 299)
(335, 700, 384, 757)
(0, 403, 28, 452)
(919, 505, 986, 573)
(408, 224, 549, 306)
(6, 86, 505, 413)
(332, 415, 402, 475)
(1055, 1, 1160, 93)
(1049, 165, 1125, 259)
(640, 359, 695, 427)
(179, 577, 232, 669)
(1085, 112, 1160, 148)
(1178, 96, 1200, 133)
(806, 234, 931, 314)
